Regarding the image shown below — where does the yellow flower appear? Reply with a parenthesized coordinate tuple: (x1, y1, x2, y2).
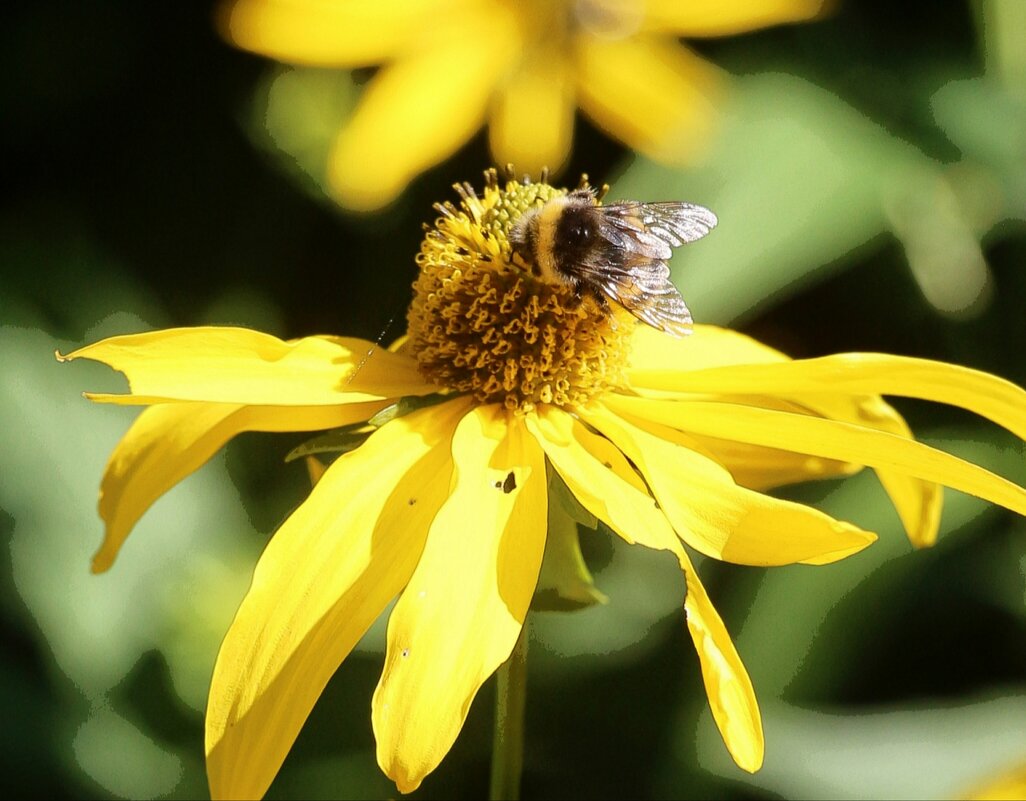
(219, 0, 828, 209)
(60, 170, 1026, 798)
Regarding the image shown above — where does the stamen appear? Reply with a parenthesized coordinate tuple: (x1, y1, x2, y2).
(407, 169, 634, 412)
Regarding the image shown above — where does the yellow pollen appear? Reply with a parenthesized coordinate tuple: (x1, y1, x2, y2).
(406, 167, 635, 412)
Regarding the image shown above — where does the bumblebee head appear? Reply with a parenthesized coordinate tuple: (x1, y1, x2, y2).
(510, 188, 601, 284)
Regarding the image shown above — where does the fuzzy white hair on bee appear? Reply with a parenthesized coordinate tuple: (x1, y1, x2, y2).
(510, 187, 717, 337)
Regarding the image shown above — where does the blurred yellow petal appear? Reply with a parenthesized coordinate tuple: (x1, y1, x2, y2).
(525, 406, 680, 552)
(220, 0, 448, 67)
(677, 547, 763, 772)
(373, 407, 546, 793)
(489, 46, 574, 176)
(641, 0, 829, 36)
(206, 397, 471, 801)
(94, 399, 386, 573)
(611, 395, 1026, 520)
(965, 761, 1026, 801)
(583, 403, 876, 566)
(574, 34, 723, 165)
(58, 327, 436, 405)
(329, 11, 520, 210)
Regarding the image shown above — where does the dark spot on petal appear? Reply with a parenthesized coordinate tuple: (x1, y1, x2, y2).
(408, 498, 417, 505)
(502, 471, 517, 494)
(401, 648, 410, 658)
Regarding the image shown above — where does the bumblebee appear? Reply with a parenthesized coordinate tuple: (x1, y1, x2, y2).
(510, 187, 717, 337)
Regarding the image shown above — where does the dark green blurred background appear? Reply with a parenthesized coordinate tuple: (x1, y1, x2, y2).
(3, 1, 1026, 798)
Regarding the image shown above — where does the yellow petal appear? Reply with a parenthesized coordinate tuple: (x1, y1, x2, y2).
(681, 431, 862, 491)
(627, 330, 948, 545)
(678, 547, 763, 772)
(610, 395, 1026, 522)
(525, 407, 680, 553)
(574, 34, 722, 165)
(820, 395, 939, 545)
(58, 327, 437, 405)
(799, 394, 942, 548)
(489, 47, 574, 176)
(628, 326, 866, 492)
(94, 400, 386, 573)
(641, 0, 828, 36)
(630, 353, 1026, 442)
(372, 407, 547, 793)
(206, 396, 471, 801)
(628, 324, 786, 376)
(328, 9, 520, 210)
(220, 0, 446, 67)
(630, 352, 1026, 547)
(582, 403, 877, 566)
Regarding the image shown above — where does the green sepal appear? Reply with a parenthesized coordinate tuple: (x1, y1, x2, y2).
(285, 393, 453, 464)
(284, 424, 372, 463)
(531, 465, 607, 612)
(366, 392, 451, 428)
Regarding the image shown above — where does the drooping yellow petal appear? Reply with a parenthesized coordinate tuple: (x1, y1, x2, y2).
(640, 0, 828, 36)
(205, 396, 471, 801)
(58, 327, 437, 405)
(628, 352, 1026, 547)
(489, 45, 574, 176)
(574, 34, 722, 165)
(630, 353, 1026, 443)
(677, 547, 763, 772)
(628, 326, 864, 490)
(220, 0, 446, 67)
(372, 407, 546, 793)
(525, 409, 762, 771)
(94, 399, 387, 573)
(682, 431, 861, 491)
(525, 406, 680, 553)
(328, 9, 520, 210)
(800, 394, 943, 548)
(609, 395, 1026, 521)
(582, 403, 876, 566)
(628, 334, 954, 546)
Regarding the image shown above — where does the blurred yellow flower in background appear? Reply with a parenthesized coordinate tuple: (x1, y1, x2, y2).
(220, 0, 828, 209)
(60, 171, 1026, 797)
(965, 761, 1026, 801)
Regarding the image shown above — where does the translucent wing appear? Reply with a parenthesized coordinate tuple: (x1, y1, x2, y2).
(577, 202, 716, 337)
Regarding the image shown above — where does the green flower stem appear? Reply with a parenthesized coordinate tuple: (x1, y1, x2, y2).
(979, 0, 1026, 97)
(489, 618, 529, 801)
